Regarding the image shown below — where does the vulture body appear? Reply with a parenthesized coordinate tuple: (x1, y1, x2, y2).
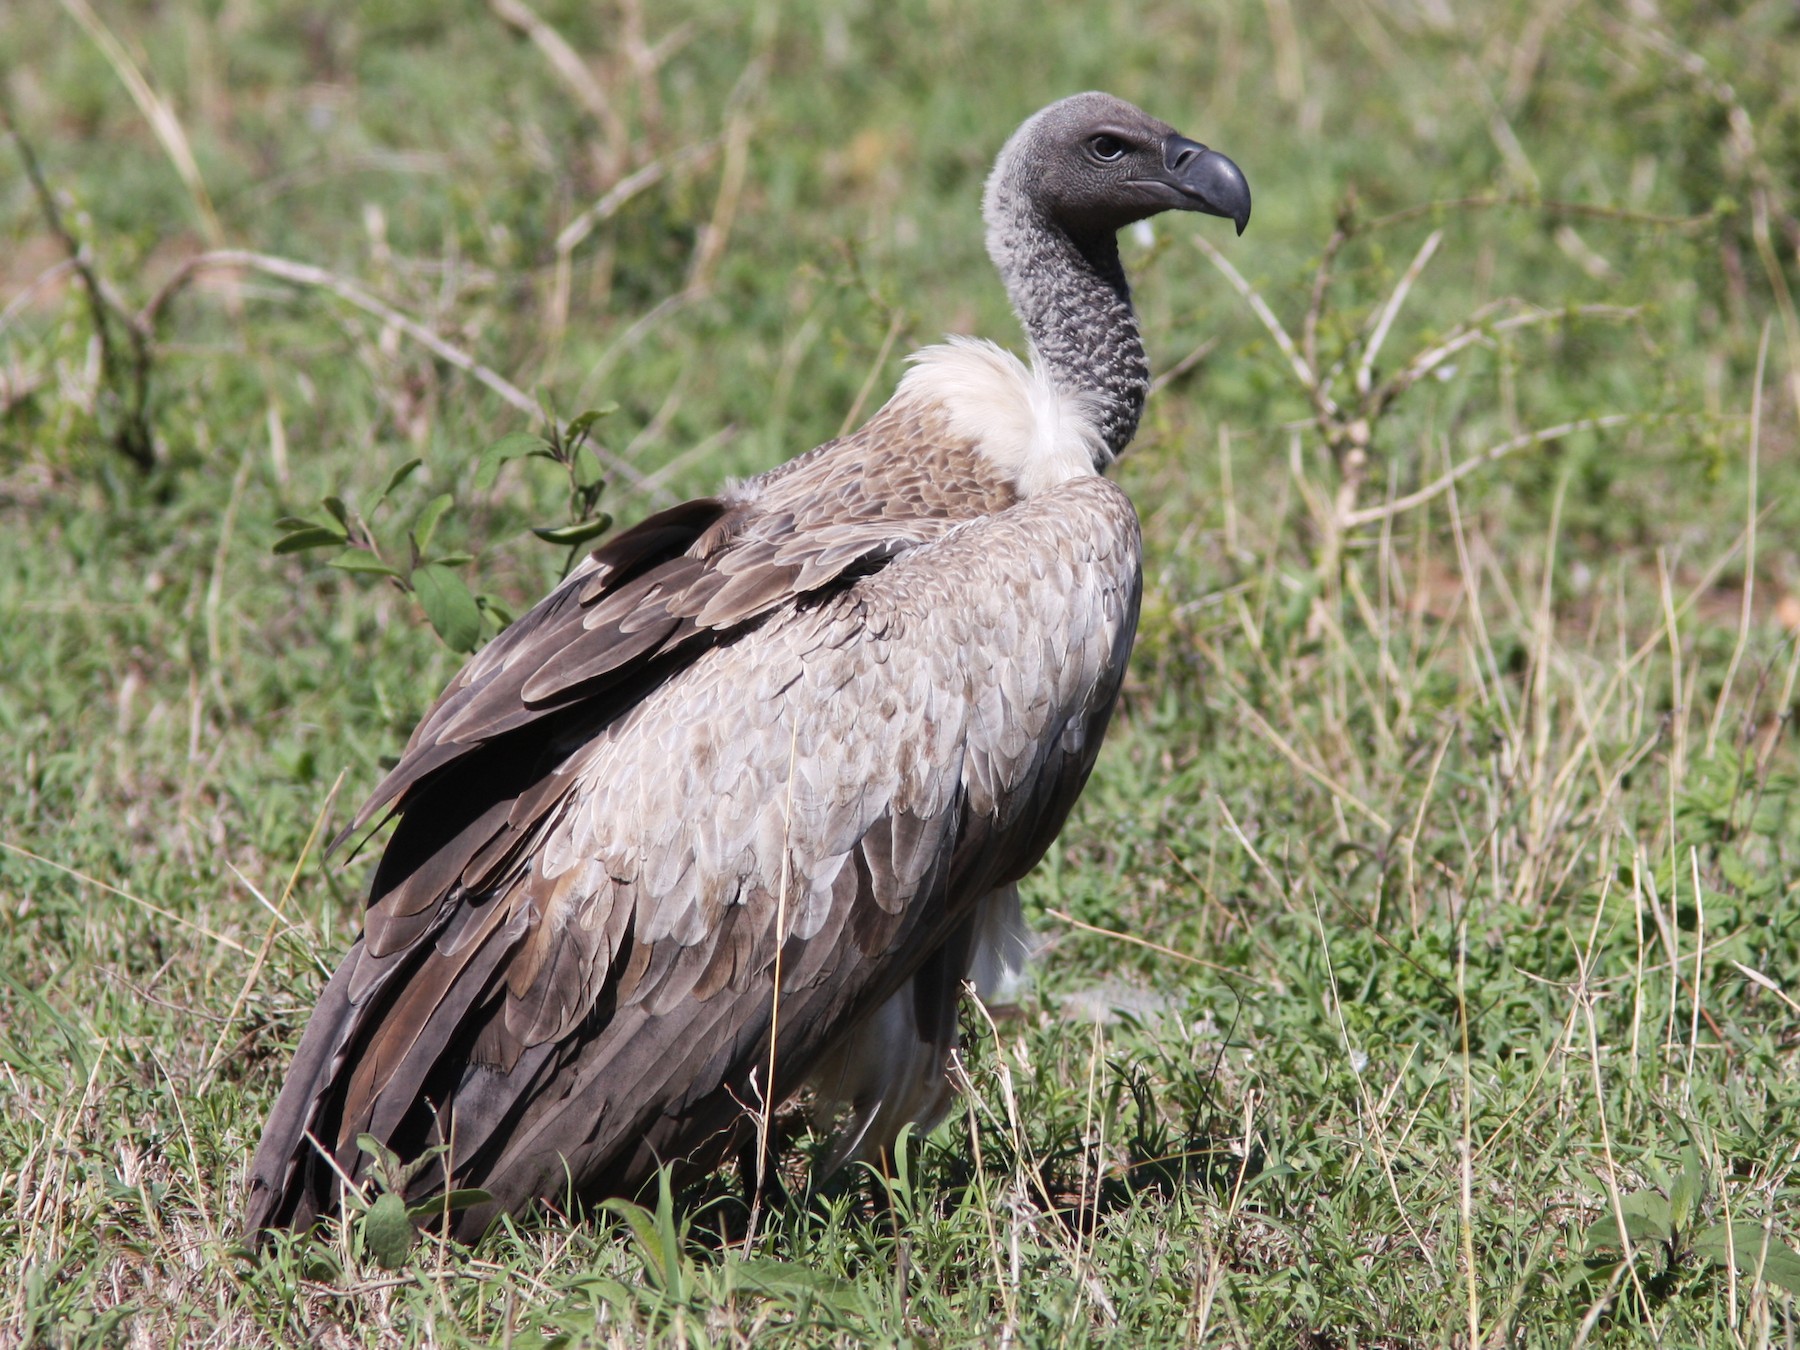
(247, 92, 1250, 1241)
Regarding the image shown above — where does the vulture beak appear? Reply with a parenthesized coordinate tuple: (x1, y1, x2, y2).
(1162, 135, 1252, 235)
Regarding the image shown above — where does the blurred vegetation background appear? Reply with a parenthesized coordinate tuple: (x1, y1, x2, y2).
(2, 0, 1798, 1345)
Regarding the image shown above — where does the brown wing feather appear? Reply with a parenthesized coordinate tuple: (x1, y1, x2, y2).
(244, 415, 1130, 1242)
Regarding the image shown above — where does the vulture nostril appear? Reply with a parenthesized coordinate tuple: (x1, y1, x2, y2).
(1163, 135, 1207, 173)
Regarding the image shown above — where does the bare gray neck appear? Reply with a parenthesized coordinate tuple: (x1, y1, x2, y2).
(985, 191, 1148, 464)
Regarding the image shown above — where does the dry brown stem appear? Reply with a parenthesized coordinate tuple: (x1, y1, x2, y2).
(0, 88, 155, 469)
(143, 250, 669, 501)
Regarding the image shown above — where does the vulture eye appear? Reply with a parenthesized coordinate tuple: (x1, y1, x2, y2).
(1089, 134, 1127, 162)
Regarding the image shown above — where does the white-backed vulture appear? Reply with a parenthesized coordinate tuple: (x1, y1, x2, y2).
(246, 91, 1251, 1241)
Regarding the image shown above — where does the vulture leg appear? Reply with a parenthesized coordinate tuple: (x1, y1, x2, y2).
(736, 1124, 794, 1214)
(809, 883, 1031, 1176)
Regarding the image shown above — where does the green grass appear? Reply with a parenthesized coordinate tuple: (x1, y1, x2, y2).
(4, 0, 1800, 1344)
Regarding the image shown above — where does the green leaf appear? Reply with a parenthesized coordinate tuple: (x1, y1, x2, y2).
(573, 445, 606, 490)
(360, 1192, 414, 1270)
(297, 1245, 343, 1283)
(1586, 1197, 1673, 1254)
(563, 404, 618, 445)
(1690, 1223, 1800, 1295)
(651, 1167, 684, 1302)
(391, 1143, 450, 1192)
(328, 551, 403, 578)
(601, 1199, 669, 1291)
(1245, 1160, 1299, 1188)
(1560, 1257, 1622, 1293)
(412, 493, 454, 557)
(274, 526, 348, 554)
(354, 1133, 404, 1191)
(1670, 1150, 1705, 1233)
(474, 433, 552, 491)
(405, 1188, 494, 1224)
(1763, 1241, 1800, 1297)
(1276, 572, 1322, 642)
(1622, 1190, 1673, 1239)
(1585, 1217, 1623, 1252)
(0, 971, 91, 1084)
(725, 1256, 854, 1298)
(378, 457, 423, 505)
(274, 515, 328, 532)
(567, 1275, 639, 1309)
(477, 594, 515, 629)
(531, 514, 613, 547)
(425, 552, 474, 568)
(413, 563, 482, 652)
(870, 1121, 919, 1222)
(321, 496, 350, 530)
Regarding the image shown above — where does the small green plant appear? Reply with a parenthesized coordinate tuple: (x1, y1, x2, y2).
(345, 1135, 492, 1271)
(516, 1168, 857, 1348)
(1570, 1147, 1800, 1309)
(273, 406, 618, 652)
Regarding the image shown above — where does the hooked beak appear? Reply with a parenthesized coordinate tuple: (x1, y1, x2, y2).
(1161, 134, 1251, 235)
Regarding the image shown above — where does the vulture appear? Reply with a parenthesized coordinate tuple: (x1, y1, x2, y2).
(246, 92, 1250, 1241)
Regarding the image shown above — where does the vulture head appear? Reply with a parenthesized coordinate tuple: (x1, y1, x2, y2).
(984, 90, 1252, 247)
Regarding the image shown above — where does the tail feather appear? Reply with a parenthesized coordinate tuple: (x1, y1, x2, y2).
(243, 949, 367, 1235)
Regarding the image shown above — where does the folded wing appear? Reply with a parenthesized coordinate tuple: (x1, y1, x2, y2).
(246, 445, 1139, 1238)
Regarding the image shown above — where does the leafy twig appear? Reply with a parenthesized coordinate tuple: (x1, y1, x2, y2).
(276, 409, 617, 650)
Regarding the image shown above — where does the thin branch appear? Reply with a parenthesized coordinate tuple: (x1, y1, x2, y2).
(1191, 232, 1329, 411)
(1360, 191, 1720, 237)
(1149, 336, 1218, 396)
(554, 141, 718, 258)
(143, 249, 670, 502)
(1372, 302, 1640, 416)
(633, 422, 738, 497)
(1340, 414, 1637, 528)
(1357, 228, 1442, 396)
(0, 839, 251, 956)
(683, 13, 773, 297)
(200, 771, 347, 1089)
(1043, 907, 1263, 982)
(837, 309, 907, 437)
(55, 0, 224, 246)
(1229, 689, 1393, 834)
(0, 259, 80, 337)
(0, 369, 47, 417)
(1704, 320, 1770, 757)
(576, 289, 692, 405)
(1300, 213, 1353, 382)
(685, 106, 756, 297)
